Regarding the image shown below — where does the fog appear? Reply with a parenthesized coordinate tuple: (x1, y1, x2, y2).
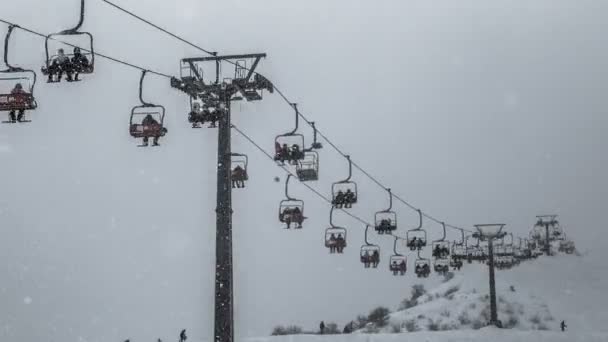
(1, 0, 607, 341)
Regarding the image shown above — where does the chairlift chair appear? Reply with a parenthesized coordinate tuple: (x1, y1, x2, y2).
(331, 155, 358, 208)
(406, 209, 427, 250)
(325, 206, 347, 254)
(1, 25, 37, 123)
(278, 175, 305, 229)
(297, 151, 319, 182)
(374, 188, 397, 234)
(41, 0, 94, 82)
(129, 70, 167, 146)
(433, 222, 450, 260)
(388, 237, 406, 276)
(414, 250, 431, 278)
(231, 153, 249, 188)
(296, 121, 322, 182)
(433, 258, 450, 274)
(360, 225, 380, 268)
(274, 104, 305, 164)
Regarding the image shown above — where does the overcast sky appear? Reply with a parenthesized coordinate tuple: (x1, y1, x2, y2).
(1, 0, 607, 341)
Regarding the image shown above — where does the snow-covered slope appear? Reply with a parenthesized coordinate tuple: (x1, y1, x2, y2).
(247, 330, 608, 342)
(376, 252, 608, 334)
(255, 252, 608, 341)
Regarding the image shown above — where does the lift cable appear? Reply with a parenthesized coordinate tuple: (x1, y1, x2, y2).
(97, 0, 472, 234)
(0, 17, 173, 79)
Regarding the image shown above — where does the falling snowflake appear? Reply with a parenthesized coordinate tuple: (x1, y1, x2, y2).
(23, 297, 32, 305)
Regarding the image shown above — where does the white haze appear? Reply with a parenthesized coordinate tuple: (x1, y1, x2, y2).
(1, 0, 607, 341)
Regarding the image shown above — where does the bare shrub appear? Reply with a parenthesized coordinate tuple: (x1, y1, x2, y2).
(472, 319, 484, 330)
(427, 319, 440, 331)
(404, 319, 418, 332)
(458, 311, 471, 325)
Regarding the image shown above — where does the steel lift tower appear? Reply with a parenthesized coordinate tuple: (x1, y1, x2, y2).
(171, 53, 273, 342)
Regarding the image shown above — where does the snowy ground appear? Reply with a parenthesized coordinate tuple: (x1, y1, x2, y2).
(247, 329, 608, 342)
(248, 252, 608, 341)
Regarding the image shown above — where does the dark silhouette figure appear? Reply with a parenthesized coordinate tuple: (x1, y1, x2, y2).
(47, 48, 73, 82)
(561, 321, 567, 332)
(141, 114, 162, 146)
(180, 329, 187, 342)
(70, 47, 90, 81)
(372, 250, 380, 268)
(8, 83, 26, 122)
(319, 321, 325, 335)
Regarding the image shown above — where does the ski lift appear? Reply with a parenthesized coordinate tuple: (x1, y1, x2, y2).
(129, 70, 167, 147)
(274, 104, 305, 165)
(231, 153, 248, 189)
(432, 222, 450, 258)
(406, 209, 426, 250)
(432, 222, 450, 274)
(388, 237, 407, 276)
(360, 225, 380, 269)
(434, 258, 450, 274)
(375, 188, 397, 234)
(1, 25, 37, 123)
(278, 174, 305, 229)
(325, 206, 347, 254)
(41, 0, 94, 82)
(188, 97, 218, 129)
(297, 122, 322, 182)
(451, 228, 467, 259)
(332, 155, 358, 208)
(414, 249, 431, 278)
(297, 151, 319, 182)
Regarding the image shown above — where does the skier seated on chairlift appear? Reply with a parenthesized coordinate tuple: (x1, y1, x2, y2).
(422, 263, 430, 276)
(8, 83, 27, 123)
(362, 250, 371, 267)
(70, 47, 90, 81)
(189, 102, 204, 128)
(408, 237, 418, 250)
(335, 233, 345, 253)
(281, 207, 304, 229)
(344, 189, 356, 208)
(333, 190, 345, 208)
(289, 144, 302, 163)
(141, 114, 164, 147)
(391, 260, 399, 275)
(275, 142, 290, 164)
(399, 260, 406, 275)
(433, 244, 440, 257)
(379, 218, 392, 233)
(372, 250, 380, 267)
(207, 107, 219, 128)
(47, 48, 73, 83)
(328, 234, 337, 253)
(231, 165, 247, 188)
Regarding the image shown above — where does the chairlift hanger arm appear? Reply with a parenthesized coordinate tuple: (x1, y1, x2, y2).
(61, 0, 86, 34)
(138, 70, 156, 107)
(284, 174, 295, 201)
(411, 209, 423, 231)
(3, 24, 18, 70)
(383, 188, 393, 212)
(433, 222, 447, 243)
(393, 236, 401, 256)
(329, 206, 344, 229)
(338, 155, 353, 183)
(286, 103, 299, 136)
(364, 224, 371, 246)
